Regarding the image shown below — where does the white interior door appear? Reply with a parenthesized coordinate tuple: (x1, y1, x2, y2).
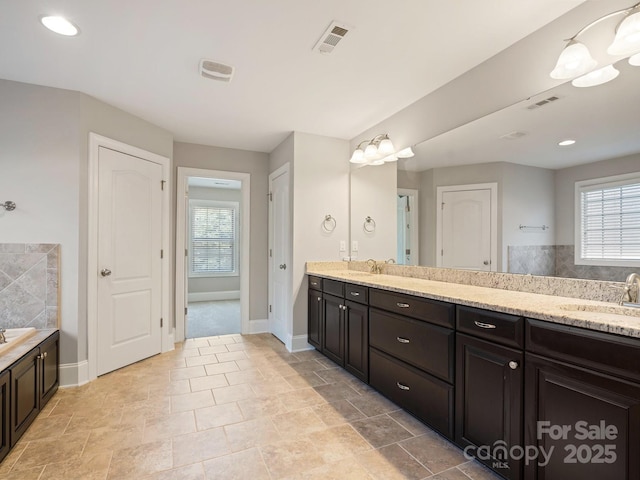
(269, 166, 290, 344)
(439, 187, 493, 271)
(97, 146, 163, 375)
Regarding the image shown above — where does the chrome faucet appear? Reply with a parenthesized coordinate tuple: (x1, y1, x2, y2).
(0, 328, 6, 344)
(366, 259, 381, 274)
(619, 273, 640, 305)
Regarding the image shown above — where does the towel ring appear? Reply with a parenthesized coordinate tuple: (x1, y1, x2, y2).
(363, 216, 376, 233)
(322, 214, 337, 233)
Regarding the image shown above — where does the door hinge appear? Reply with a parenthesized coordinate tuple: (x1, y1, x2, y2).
(268, 192, 273, 201)
(441, 249, 444, 256)
(160, 249, 164, 259)
(185, 249, 188, 257)
(161, 180, 166, 191)
(441, 202, 445, 210)
(185, 307, 188, 315)
(269, 248, 272, 258)
(269, 304, 272, 313)
(160, 318, 163, 327)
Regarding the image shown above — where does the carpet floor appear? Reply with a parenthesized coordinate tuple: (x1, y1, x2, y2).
(186, 300, 241, 338)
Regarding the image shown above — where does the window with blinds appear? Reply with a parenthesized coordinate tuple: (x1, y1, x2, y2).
(576, 174, 640, 266)
(189, 200, 239, 276)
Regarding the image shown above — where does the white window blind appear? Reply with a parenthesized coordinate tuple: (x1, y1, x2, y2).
(578, 177, 640, 263)
(189, 201, 239, 276)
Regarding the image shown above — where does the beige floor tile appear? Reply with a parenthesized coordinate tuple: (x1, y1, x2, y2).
(204, 361, 239, 376)
(278, 387, 327, 410)
(250, 377, 294, 396)
(170, 365, 207, 381)
(306, 424, 372, 463)
(455, 460, 504, 480)
(399, 431, 469, 475)
(348, 391, 399, 417)
(260, 439, 325, 479)
(357, 444, 432, 480)
(315, 367, 358, 384)
(185, 354, 220, 367)
(428, 467, 476, 480)
(289, 360, 328, 374)
(216, 350, 248, 362)
(0, 442, 28, 475)
(282, 458, 374, 480)
(313, 399, 367, 426)
(184, 338, 211, 349)
(283, 371, 327, 389)
(170, 390, 215, 413)
(189, 373, 229, 392)
(0, 466, 45, 480)
(387, 410, 434, 437)
(313, 381, 361, 402)
(145, 462, 205, 480)
(172, 427, 230, 466)
(351, 414, 414, 448)
(84, 422, 145, 452)
(272, 407, 327, 438)
(225, 368, 264, 385)
(108, 438, 173, 479)
(149, 379, 192, 396)
(208, 336, 237, 346)
(223, 417, 282, 452)
(236, 395, 289, 419)
(194, 403, 244, 430)
(120, 396, 172, 424)
(292, 350, 325, 362)
(212, 383, 256, 404)
(202, 447, 270, 480)
(11, 431, 90, 471)
(143, 411, 196, 442)
(21, 413, 72, 441)
(198, 344, 230, 355)
(40, 451, 112, 480)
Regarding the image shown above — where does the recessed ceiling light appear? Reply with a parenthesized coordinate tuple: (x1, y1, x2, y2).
(558, 139, 576, 146)
(40, 16, 79, 36)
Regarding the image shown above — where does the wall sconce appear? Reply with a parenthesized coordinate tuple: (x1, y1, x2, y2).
(350, 134, 415, 166)
(550, 2, 640, 87)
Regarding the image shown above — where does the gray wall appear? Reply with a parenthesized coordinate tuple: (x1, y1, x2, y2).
(0, 79, 173, 370)
(173, 142, 269, 323)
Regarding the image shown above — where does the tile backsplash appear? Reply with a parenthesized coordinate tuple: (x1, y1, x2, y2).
(0, 243, 59, 329)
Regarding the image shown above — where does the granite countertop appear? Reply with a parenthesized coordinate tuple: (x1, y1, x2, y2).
(306, 265, 640, 339)
(0, 329, 58, 372)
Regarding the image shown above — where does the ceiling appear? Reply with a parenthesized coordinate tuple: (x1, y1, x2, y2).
(0, 1, 585, 153)
(401, 58, 640, 172)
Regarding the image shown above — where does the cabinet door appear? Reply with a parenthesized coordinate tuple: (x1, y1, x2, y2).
(456, 333, 523, 480)
(345, 300, 368, 383)
(10, 348, 40, 446)
(0, 370, 10, 463)
(524, 353, 640, 480)
(307, 288, 323, 350)
(322, 294, 344, 366)
(40, 331, 60, 407)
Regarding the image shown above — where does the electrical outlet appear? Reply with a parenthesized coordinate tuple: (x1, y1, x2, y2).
(352, 240, 358, 252)
(340, 240, 346, 251)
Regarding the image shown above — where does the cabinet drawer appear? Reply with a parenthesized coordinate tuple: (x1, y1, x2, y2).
(345, 284, 368, 304)
(323, 279, 344, 297)
(370, 308, 454, 382)
(370, 348, 454, 439)
(457, 305, 523, 349)
(370, 289, 454, 328)
(308, 275, 322, 290)
(526, 318, 640, 383)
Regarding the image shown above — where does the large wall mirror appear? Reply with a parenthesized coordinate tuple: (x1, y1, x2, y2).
(350, 58, 640, 281)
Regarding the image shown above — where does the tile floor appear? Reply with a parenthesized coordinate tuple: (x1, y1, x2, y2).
(0, 333, 503, 480)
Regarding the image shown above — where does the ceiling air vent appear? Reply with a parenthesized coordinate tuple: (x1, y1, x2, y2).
(526, 95, 560, 110)
(199, 59, 234, 82)
(500, 131, 528, 140)
(313, 21, 352, 54)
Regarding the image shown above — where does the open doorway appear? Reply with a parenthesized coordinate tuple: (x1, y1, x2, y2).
(176, 168, 250, 342)
(397, 188, 419, 265)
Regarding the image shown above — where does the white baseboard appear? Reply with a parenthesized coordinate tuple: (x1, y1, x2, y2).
(59, 360, 90, 388)
(248, 318, 268, 334)
(291, 334, 314, 352)
(188, 290, 240, 302)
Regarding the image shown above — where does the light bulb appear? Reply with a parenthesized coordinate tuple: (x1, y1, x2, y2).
(396, 147, 415, 158)
(608, 9, 640, 56)
(350, 148, 366, 164)
(550, 40, 597, 79)
(378, 136, 395, 155)
(629, 52, 640, 66)
(40, 16, 79, 36)
(364, 143, 378, 159)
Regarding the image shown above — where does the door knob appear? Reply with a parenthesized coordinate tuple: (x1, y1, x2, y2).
(508, 361, 519, 370)
(279, 264, 287, 270)
(100, 268, 112, 277)
(483, 260, 490, 265)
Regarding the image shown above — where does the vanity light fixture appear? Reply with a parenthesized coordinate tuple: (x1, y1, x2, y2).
(558, 139, 576, 146)
(550, 2, 640, 87)
(350, 134, 395, 164)
(40, 15, 79, 36)
(630, 52, 640, 65)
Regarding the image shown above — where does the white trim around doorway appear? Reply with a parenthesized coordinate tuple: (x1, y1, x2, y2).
(175, 167, 251, 342)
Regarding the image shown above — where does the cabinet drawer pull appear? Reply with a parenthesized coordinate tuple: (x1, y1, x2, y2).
(396, 336, 410, 344)
(311, 282, 319, 287)
(509, 361, 519, 370)
(350, 292, 360, 296)
(474, 321, 497, 329)
(396, 382, 410, 391)
(396, 302, 410, 308)
(317, 297, 321, 302)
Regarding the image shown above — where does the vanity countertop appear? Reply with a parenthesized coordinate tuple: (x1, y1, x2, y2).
(306, 266, 640, 339)
(0, 329, 58, 372)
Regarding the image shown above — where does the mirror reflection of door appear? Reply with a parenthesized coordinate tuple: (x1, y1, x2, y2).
(397, 188, 419, 265)
(437, 184, 496, 271)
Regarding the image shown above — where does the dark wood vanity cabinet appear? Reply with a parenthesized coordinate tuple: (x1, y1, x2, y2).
(307, 278, 323, 350)
(322, 293, 345, 365)
(455, 306, 524, 480)
(524, 319, 640, 480)
(7, 330, 60, 448)
(369, 289, 455, 439)
(344, 299, 368, 382)
(0, 370, 10, 463)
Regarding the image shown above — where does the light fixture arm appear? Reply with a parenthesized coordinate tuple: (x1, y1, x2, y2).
(565, 2, 640, 41)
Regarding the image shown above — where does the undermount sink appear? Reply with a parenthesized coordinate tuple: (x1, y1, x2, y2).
(0, 327, 37, 353)
(559, 303, 640, 318)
